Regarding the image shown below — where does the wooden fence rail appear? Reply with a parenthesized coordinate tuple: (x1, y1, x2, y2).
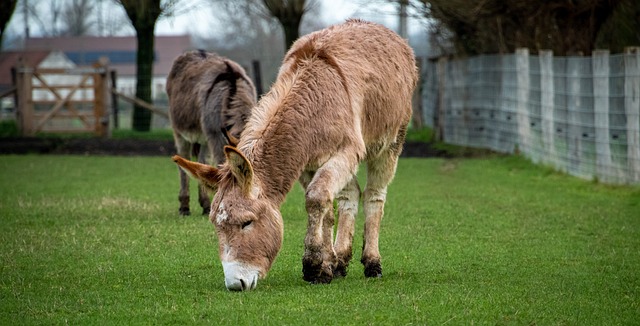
(13, 60, 168, 137)
(111, 88, 168, 119)
(15, 60, 110, 137)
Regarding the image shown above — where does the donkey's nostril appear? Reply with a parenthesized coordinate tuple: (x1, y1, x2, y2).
(223, 262, 259, 291)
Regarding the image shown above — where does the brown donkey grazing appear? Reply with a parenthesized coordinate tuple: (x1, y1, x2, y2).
(173, 19, 417, 291)
(167, 50, 257, 216)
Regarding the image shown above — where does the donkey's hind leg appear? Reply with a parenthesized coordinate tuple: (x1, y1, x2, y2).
(174, 135, 192, 216)
(361, 150, 401, 278)
(196, 143, 212, 215)
(334, 176, 360, 278)
(361, 125, 407, 277)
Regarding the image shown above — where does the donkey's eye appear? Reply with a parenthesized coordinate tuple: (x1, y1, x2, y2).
(241, 221, 253, 229)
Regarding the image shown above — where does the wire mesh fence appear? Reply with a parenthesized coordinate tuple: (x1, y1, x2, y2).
(421, 48, 640, 185)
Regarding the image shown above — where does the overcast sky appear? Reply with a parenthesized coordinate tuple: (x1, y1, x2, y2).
(4, 0, 427, 50)
(154, 0, 423, 37)
(8, 0, 421, 35)
(155, 0, 365, 36)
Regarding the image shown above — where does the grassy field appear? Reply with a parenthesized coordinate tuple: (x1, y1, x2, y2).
(0, 154, 638, 325)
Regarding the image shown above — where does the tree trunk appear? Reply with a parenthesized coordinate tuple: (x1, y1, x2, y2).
(119, 0, 161, 132)
(281, 17, 301, 50)
(132, 25, 155, 131)
(262, 0, 306, 51)
(0, 0, 18, 51)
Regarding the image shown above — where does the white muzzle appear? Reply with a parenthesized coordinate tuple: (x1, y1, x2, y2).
(222, 261, 259, 291)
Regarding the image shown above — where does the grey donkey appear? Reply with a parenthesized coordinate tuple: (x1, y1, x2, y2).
(166, 50, 257, 215)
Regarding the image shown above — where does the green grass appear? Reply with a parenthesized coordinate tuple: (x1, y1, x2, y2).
(0, 120, 19, 137)
(1, 155, 639, 325)
(405, 127, 498, 157)
(405, 127, 434, 143)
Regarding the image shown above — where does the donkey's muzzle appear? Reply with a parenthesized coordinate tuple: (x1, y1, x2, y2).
(222, 261, 259, 291)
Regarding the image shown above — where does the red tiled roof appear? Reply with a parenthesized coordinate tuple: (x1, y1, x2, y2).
(25, 35, 193, 76)
(0, 50, 51, 87)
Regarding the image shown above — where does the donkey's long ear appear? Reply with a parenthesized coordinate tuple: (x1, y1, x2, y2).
(221, 127, 239, 147)
(224, 146, 253, 193)
(172, 155, 221, 192)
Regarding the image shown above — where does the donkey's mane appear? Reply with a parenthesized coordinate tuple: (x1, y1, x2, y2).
(240, 36, 351, 158)
(223, 45, 350, 202)
(284, 36, 351, 107)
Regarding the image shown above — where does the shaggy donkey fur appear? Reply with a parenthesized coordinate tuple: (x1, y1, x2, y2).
(174, 19, 417, 290)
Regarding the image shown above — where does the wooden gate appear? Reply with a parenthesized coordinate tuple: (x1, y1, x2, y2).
(15, 58, 110, 137)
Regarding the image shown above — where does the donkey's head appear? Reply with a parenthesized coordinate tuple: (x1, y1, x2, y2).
(173, 147, 283, 291)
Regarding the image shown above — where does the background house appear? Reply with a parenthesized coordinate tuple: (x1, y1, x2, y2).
(0, 50, 79, 119)
(24, 35, 193, 100)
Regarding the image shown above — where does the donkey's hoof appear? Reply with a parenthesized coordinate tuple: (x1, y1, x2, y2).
(333, 262, 349, 278)
(302, 258, 333, 284)
(179, 208, 191, 216)
(363, 260, 382, 278)
(310, 271, 333, 284)
(202, 207, 211, 215)
(303, 268, 333, 284)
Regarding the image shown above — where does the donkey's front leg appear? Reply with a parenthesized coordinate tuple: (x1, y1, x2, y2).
(302, 155, 358, 284)
(303, 187, 336, 284)
(196, 143, 212, 215)
(174, 136, 192, 216)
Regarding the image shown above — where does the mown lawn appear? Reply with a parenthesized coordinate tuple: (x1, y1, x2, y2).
(0, 154, 638, 325)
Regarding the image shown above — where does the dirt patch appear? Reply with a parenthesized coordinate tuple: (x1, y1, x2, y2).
(0, 137, 175, 156)
(0, 137, 446, 158)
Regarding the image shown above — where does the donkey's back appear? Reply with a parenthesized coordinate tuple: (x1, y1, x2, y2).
(278, 19, 417, 160)
(166, 50, 256, 215)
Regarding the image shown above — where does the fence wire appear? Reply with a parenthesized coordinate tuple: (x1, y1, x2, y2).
(421, 49, 640, 185)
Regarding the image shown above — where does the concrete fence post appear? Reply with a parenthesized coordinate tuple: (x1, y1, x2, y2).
(450, 60, 466, 145)
(567, 55, 584, 176)
(539, 50, 555, 166)
(516, 48, 531, 156)
(592, 50, 613, 182)
(435, 57, 448, 142)
(624, 47, 640, 183)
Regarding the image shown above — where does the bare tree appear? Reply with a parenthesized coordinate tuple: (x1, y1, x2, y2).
(262, 0, 315, 50)
(205, 1, 281, 49)
(19, 0, 97, 37)
(415, 0, 631, 56)
(96, 1, 132, 36)
(596, 0, 640, 53)
(199, 0, 324, 88)
(118, 0, 183, 131)
(0, 0, 18, 50)
(62, 0, 95, 36)
(26, 1, 65, 37)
